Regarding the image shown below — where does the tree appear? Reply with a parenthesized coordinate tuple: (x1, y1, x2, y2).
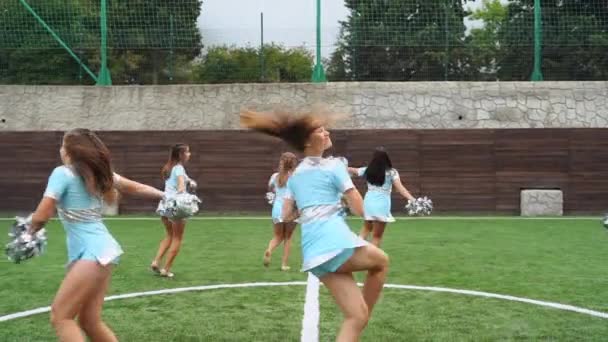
(0, 0, 99, 84)
(192, 44, 313, 83)
(537, 0, 608, 80)
(470, 0, 608, 80)
(468, 0, 509, 80)
(326, 43, 348, 81)
(108, 0, 203, 85)
(328, 0, 474, 81)
(0, 0, 203, 85)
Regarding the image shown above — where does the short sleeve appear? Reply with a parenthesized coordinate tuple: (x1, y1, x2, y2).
(357, 167, 367, 177)
(336, 156, 348, 167)
(113, 172, 122, 183)
(173, 165, 186, 177)
(43, 166, 70, 200)
(391, 169, 400, 181)
(333, 163, 355, 192)
(112, 172, 122, 189)
(268, 173, 278, 187)
(284, 178, 294, 200)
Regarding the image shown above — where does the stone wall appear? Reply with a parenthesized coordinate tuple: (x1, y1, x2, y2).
(520, 190, 564, 216)
(1, 82, 607, 131)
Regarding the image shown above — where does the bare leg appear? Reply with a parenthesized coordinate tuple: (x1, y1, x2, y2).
(370, 221, 387, 247)
(264, 223, 285, 267)
(162, 219, 186, 274)
(320, 272, 369, 342)
(358, 221, 373, 240)
(151, 216, 173, 271)
(50, 261, 115, 342)
(281, 223, 296, 270)
(337, 245, 389, 315)
(78, 265, 117, 341)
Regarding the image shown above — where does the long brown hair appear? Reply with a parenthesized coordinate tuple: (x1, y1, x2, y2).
(62, 128, 116, 203)
(277, 152, 298, 187)
(240, 110, 329, 152)
(161, 143, 189, 179)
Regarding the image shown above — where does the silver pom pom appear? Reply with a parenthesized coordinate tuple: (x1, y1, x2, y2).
(265, 192, 275, 205)
(186, 179, 198, 194)
(163, 193, 202, 219)
(405, 197, 433, 216)
(5, 215, 47, 264)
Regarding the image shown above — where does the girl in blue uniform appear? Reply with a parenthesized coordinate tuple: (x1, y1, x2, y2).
(349, 148, 415, 247)
(28, 128, 165, 342)
(264, 152, 298, 271)
(152, 143, 192, 278)
(242, 110, 389, 342)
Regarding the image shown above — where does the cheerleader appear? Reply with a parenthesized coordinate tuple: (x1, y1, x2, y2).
(349, 147, 415, 247)
(151, 143, 192, 278)
(264, 152, 298, 271)
(28, 128, 164, 342)
(242, 110, 389, 342)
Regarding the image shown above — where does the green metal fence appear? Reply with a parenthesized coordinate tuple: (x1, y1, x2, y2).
(1, 0, 607, 85)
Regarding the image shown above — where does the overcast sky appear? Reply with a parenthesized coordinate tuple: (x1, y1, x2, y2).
(197, 0, 505, 57)
(198, 0, 348, 57)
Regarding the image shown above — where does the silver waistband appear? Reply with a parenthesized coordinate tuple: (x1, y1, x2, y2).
(58, 207, 102, 223)
(367, 185, 391, 194)
(299, 204, 343, 224)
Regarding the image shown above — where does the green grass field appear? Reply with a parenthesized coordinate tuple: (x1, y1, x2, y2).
(1, 217, 608, 341)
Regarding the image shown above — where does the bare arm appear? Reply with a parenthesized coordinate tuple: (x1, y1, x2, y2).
(267, 173, 277, 193)
(30, 197, 56, 233)
(393, 178, 416, 201)
(177, 175, 186, 193)
(281, 198, 298, 222)
(114, 174, 164, 200)
(343, 187, 364, 217)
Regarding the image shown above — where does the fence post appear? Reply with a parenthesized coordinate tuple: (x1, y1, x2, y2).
(530, 0, 543, 81)
(311, 0, 327, 82)
(97, 0, 112, 85)
(260, 12, 265, 82)
(443, 1, 450, 81)
(168, 14, 175, 82)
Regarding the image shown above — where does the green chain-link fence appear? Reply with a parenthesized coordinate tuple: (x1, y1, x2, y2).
(1, 0, 607, 85)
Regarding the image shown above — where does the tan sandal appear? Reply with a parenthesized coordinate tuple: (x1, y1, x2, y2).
(263, 250, 271, 267)
(160, 269, 174, 278)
